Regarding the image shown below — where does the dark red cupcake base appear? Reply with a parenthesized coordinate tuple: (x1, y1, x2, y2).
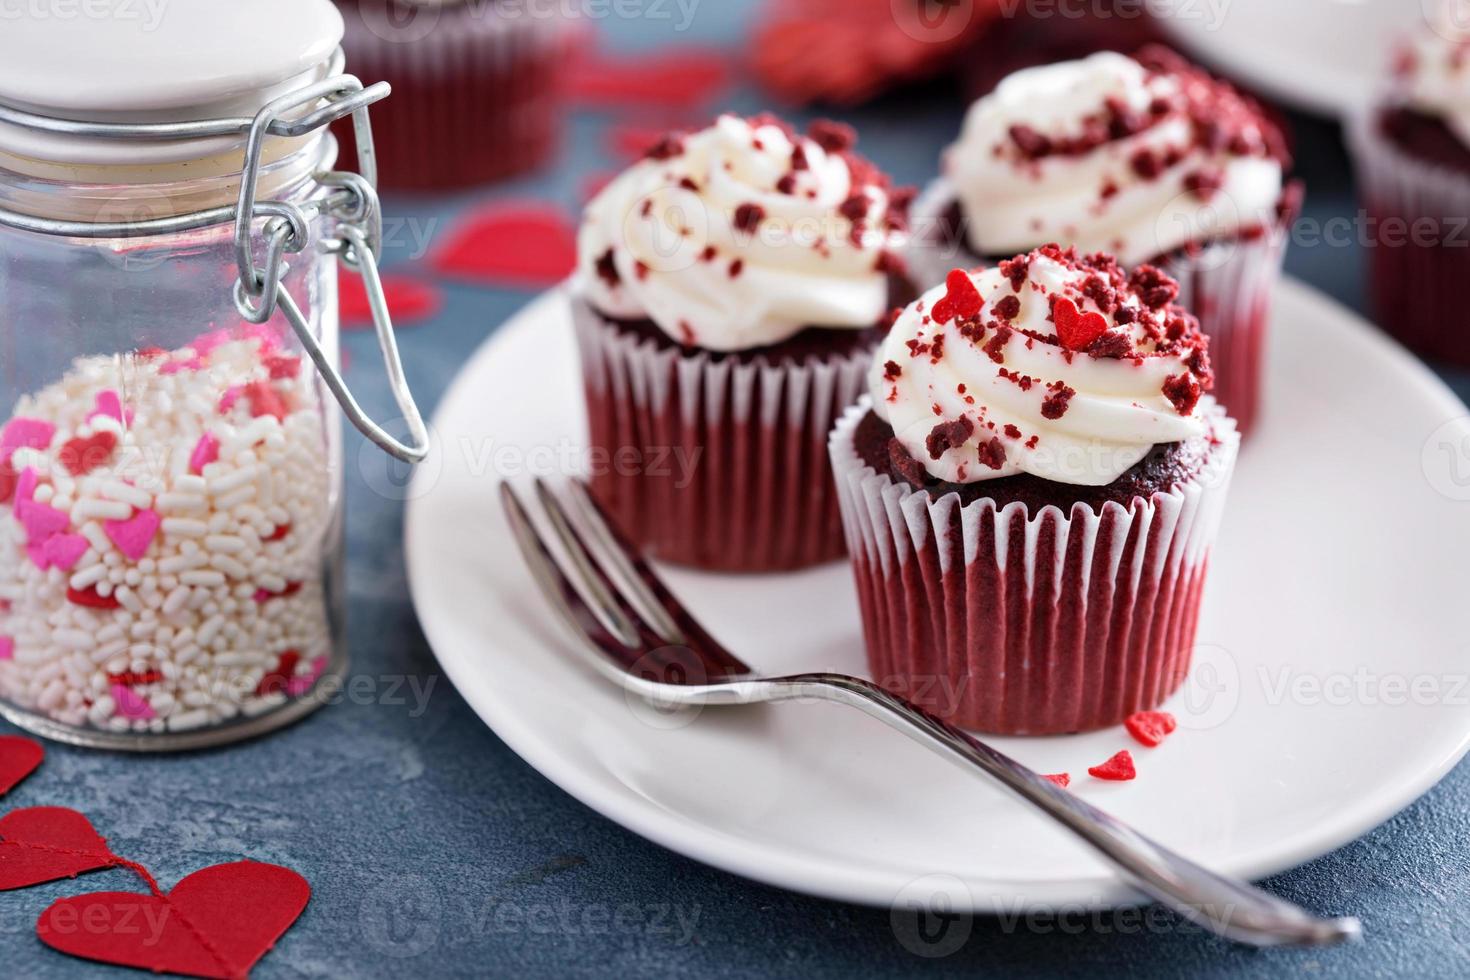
(831, 402, 1238, 735)
(574, 300, 876, 573)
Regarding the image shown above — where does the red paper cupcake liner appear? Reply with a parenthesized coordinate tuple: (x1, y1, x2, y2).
(830, 398, 1239, 735)
(572, 293, 872, 573)
(1349, 110, 1470, 365)
(908, 178, 1292, 437)
(335, 1, 574, 191)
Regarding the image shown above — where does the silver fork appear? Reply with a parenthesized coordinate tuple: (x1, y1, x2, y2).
(501, 478, 1361, 948)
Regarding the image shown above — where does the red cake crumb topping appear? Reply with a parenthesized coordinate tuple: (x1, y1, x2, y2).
(1183, 168, 1225, 199)
(888, 438, 928, 488)
(994, 295, 1021, 321)
(733, 203, 765, 233)
(1088, 750, 1137, 781)
(1040, 381, 1076, 420)
(976, 436, 1007, 470)
(1162, 373, 1202, 415)
(1125, 710, 1179, 748)
(1003, 424, 1022, 439)
(926, 416, 975, 460)
(728, 259, 744, 278)
(883, 360, 902, 381)
(808, 118, 856, 153)
(1000, 255, 1030, 291)
(594, 249, 620, 289)
(643, 134, 685, 161)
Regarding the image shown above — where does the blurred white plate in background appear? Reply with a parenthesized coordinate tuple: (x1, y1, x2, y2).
(1157, 0, 1427, 117)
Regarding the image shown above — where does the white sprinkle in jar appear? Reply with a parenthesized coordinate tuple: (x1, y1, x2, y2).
(0, 0, 429, 750)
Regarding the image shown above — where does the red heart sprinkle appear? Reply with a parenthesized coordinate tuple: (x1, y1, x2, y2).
(58, 431, 118, 476)
(430, 201, 578, 289)
(37, 860, 310, 980)
(1052, 296, 1110, 352)
(1088, 750, 1137, 782)
(0, 735, 44, 796)
(931, 269, 982, 325)
(0, 457, 16, 505)
(243, 381, 288, 421)
(1042, 773, 1071, 789)
(1125, 710, 1179, 748)
(66, 586, 121, 610)
(0, 807, 115, 891)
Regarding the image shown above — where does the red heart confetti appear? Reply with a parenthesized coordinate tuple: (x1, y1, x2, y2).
(931, 269, 982, 325)
(1125, 710, 1179, 748)
(568, 47, 733, 110)
(429, 201, 578, 289)
(1052, 296, 1109, 352)
(57, 431, 118, 477)
(0, 735, 44, 795)
(38, 860, 310, 980)
(338, 270, 442, 332)
(1088, 750, 1138, 782)
(0, 807, 115, 891)
(1042, 773, 1071, 789)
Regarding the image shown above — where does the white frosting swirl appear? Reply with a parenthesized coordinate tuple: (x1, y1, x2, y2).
(1401, 17, 1470, 148)
(945, 51, 1284, 266)
(871, 248, 1211, 487)
(577, 114, 904, 351)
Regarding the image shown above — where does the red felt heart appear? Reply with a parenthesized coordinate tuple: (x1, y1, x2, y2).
(0, 735, 43, 795)
(429, 202, 578, 288)
(38, 860, 310, 980)
(931, 269, 982, 325)
(1052, 296, 1109, 352)
(0, 807, 115, 890)
(1125, 710, 1179, 748)
(568, 47, 733, 110)
(338, 270, 442, 332)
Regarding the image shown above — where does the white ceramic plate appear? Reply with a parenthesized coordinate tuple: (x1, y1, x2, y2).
(1155, 0, 1425, 117)
(405, 279, 1470, 912)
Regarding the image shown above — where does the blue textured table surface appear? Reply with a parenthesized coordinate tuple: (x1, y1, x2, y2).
(6, 7, 1470, 978)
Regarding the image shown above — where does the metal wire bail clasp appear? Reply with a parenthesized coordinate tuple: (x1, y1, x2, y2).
(231, 74, 430, 464)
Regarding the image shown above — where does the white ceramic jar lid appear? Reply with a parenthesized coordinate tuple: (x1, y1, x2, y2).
(0, 0, 345, 168)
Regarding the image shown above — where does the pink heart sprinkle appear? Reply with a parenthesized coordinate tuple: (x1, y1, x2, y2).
(16, 467, 38, 503)
(111, 683, 155, 720)
(286, 656, 329, 698)
(218, 386, 244, 413)
(159, 355, 203, 376)
(16, 499, 70, 543)
(103, 508, 160, 561)
(0, 636, 12, 661)
(189, 434, 220, 475)
(86, 390, 133, 427)
(42, 533, 89, 571)
(236, 321, 284, 355)
(1, 417, 55, 457)
(190, 328, 231, 359)
(26, 542, 51, 571)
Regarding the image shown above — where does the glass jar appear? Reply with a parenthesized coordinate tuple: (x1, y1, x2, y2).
(0, 35, 427, 750)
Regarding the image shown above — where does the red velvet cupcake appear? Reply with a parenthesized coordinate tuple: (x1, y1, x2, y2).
(573, 114, 915, 572)
(1350, 17, 1470, 363)
(334, 0, 572, 191)
(911, 47, 1298, 437)
(830, 247, 1239, 735)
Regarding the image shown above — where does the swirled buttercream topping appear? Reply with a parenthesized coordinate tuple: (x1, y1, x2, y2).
(945, 48, 1285, 266)
(870, 245, 1214, 487)
(577, 114, 910, 351)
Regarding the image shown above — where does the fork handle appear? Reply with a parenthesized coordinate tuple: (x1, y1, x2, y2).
(777, 673, 1360, 947)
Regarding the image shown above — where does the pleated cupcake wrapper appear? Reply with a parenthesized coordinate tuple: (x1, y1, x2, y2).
(336, 1, 574, 190)
(1348, 109, 1470, 365)
(829, 397, 1240, 735)
(908, 177, 1289, 436)
(572, 293, 873, 572)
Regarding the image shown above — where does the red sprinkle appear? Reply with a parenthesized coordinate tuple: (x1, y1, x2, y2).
(244, 381, 288, 421)
(255, 650, 302, 697)
(265, 524, 292, 543)
(1125, 711, 1179, 748)
(1051, 296, 1109, 352)
(1042, 773, 1071, 789)
(733, 203, 765, 233)
(58, 432, 118, 477)
(67, 586, 121, 610)
(1088, 750, 1137, 782)
(931, 269, 982, 325)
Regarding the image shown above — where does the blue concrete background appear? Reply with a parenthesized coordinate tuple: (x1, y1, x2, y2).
(4, 3, 1469, 977)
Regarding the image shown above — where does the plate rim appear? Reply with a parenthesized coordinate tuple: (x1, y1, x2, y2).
(405, 278, 1470, 912)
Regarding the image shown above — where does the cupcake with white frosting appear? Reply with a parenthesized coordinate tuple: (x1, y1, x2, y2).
(912, 46, 1299, 436)
(830, 245, 1239, 735)
(1349, 10, 1470, 363)
(572, 113, 915, 571)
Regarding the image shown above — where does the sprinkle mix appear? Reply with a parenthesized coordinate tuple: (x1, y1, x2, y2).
(0, 329, 332, 734)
